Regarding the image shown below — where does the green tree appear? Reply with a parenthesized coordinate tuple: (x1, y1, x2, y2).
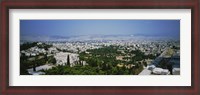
(52, 57, 56, 65)
(143, 61, 147, 67)
(67, 55, 70, 66)
(32, 61, 36, 72)
(47, 56, 56, 65)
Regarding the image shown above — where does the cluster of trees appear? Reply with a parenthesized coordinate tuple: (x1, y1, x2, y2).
(20, 42, 55, 75)
(43, 63, 143, 75)
(20, 42, 52, 51)
(20, 42, 38, 51)
(56, 48, 73, 53)
(37, 43, 52, 50)
(47, 55, 57, 65)
(172, 45, 180, 50)
(43, 65, 139, 75)
(130, 50, 157, 62)
(20, 54, 56, 75)
(44, 46, 145, 75)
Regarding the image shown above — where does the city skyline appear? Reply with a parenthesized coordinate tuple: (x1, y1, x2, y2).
(20, 20, 180, 75)
(20, 20, 180, 38)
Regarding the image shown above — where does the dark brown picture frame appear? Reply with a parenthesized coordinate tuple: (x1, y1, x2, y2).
(0, 0, 199, 95)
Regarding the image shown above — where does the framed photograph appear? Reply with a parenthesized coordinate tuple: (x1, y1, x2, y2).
(1, 0, 199, 94)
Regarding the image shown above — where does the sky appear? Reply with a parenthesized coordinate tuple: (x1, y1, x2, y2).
(20, 20, 180, 38)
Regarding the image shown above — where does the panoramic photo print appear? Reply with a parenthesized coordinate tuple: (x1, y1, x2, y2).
(20, 20, 180, 75)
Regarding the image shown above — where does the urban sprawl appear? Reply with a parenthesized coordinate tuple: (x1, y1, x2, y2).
(20, 37, 180, 75)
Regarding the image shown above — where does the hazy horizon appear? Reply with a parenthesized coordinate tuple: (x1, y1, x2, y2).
(20, 20, 180, 38)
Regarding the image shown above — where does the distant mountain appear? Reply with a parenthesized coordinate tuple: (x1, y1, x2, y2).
(20, 34, 179, 42)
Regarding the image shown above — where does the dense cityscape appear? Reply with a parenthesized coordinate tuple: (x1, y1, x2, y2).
(20, 20, 180, 75)
(20, 35, 180, 75)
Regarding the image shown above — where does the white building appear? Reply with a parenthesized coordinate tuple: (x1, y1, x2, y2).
(54, 52, 79, 67)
